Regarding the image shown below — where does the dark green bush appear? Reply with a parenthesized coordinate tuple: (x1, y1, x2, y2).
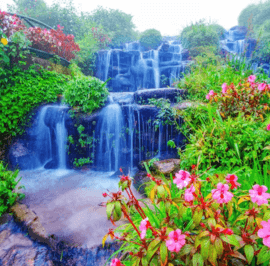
(180, 20, 220, 52)
(63, 64, 109, 114)
(0, 161, 25, 217)
(139, 29, 162, 50)
(238, 3, 260, 28)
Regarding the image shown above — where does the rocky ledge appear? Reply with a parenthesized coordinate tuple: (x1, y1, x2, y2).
(0, 203, 124, 266)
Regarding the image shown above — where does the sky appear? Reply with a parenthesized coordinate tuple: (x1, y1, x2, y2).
(0, 0, 267, 36)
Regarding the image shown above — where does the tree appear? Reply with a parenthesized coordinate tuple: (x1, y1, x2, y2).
(90, 6, 138, 47)
(139, 29, 162, 50)
(238, 3, 260, 28)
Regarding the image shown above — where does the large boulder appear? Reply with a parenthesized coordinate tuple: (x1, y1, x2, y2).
(134, 88, 188, 104)
(153, 158, 180, 176)
(227, 26, 248, 41)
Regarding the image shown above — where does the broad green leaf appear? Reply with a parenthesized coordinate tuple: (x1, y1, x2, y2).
(192, 253, 204, 266)
(147, 239, 161, 261)
(200, 238, 210, 260)
(160, 242, 168, 265)
(179, 244, 193, 256)
(106, 202, 114, 220)
(214, 238, 223, 256)
(257, 246, 270, 265)
(244, 244, 254, 264)
(220, 234, 240, 247)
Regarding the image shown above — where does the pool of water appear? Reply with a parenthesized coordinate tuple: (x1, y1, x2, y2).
(15, 168, 145, 248)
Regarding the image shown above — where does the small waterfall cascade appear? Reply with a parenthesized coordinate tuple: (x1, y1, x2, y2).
(167, 40, 183, 86)
(151, 50, 160, 88)
(95, 96, 124, 171)
(27, 104, 69, 170)
(33, 106, 52, 167)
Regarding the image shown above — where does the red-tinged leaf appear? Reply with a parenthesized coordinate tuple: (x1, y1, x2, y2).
(208, 245, 217, 265)
(147, 239, 161, 261)
(192, 253, 204, 266)
(231, 251, 247, 261)
(110, 216, 116, 226)
(220, 234, 240, 247)
(193, 209, 204, 225)
(210, 234, 216, 244)
(237, 196, 250, 205)
(200, 238, 210, 260)
(233, 214, 248, 225)
(257, 246, 270, 265)
(215, 238, 224, 256)
(244, 244, 254, 264)
(198, 231, 210, 238)
(207, 217, 216, 227)
(160, 242, 168, 266)
(179, 244, 193, 256)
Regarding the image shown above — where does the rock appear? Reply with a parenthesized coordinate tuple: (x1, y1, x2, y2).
(172, 101, 206, 110)
(153, 158, 180, 176)
(132, 170, 149, 196)
(134, 88, 188, 104)
(9, 203, 52, 248)
(159, 42, 170, 52)
(180, 49, 190, 61)
(227, 26, 248, 41)
(0, 206, 124, 265)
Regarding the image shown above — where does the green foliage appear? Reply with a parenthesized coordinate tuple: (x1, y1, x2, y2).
(148, 98, 177, 130)
(238, 3, 260, 28)
(147, 158, 159, 168)
(139, 29, 162, 51)
(0, 65, 67, 139)
(177, 103, 270, 174)
(180, 19, 220, 52)
(8, 0, 90, 41)
(73, 157, 92, 168)
(90, 6, 137, 47)
(63, 73, 109, 114)
(209, 24, 226, 39)
(0, 161, 25, 217)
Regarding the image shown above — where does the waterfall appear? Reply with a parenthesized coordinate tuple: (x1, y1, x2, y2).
(139, 52, 147, 89)
(158, 123, 163, 158)
(56, 107, 67, 169)
(151, 50, 160, 88)
(95, 97, 124, 171)
(105, 50, 112, 81)
(128, 105, 134, 169)
(34, 106, 52, 167)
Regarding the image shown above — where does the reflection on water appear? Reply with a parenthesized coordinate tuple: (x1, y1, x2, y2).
(15, 169, 142, 248)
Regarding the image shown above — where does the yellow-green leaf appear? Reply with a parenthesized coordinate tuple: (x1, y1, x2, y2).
(192, 253, 204, 266)
(160, 242, 168, 265)
(200, 238, 210, 260)
(244, 244, 254, 264)
(106, 202, 114, 220)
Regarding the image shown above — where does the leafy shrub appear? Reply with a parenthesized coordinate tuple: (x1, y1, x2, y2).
(63, 71, 109, 114)
(238, 3, 260, 28)
(0, 161, 25, 217)
(139, 29, 162, 50)
(104, 163, 270, 266)
(209, 23, 226, 39)
(180, 19, 220, 52)
(75, 26, 112, 76)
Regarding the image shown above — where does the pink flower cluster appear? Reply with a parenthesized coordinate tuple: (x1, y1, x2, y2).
(139, 217, 151, 239)
(211, 183, 234, 204)
(206, 90, 217, 100)
(258, 219, 270, 248)
(173, 170, 191, 189)
(225, 174, 241, 190)
(165, 229, 186, 252)
(249, 185, 270, 206)
(110, 258, 124, 266)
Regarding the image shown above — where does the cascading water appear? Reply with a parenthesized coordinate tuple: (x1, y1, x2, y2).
(95, 96, 124, 171)
(151, 50, 160, 88)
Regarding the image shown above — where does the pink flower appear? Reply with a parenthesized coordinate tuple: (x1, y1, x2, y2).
(225, 174, 241, 190)
(184, 185, 195, 202)
(267, 124, 270, 131)
(166, 229, 186, 252)
(57, 24, 61, 28)
(139, 217, 150, 239)
(222, 83, 228, 94)
(58, 41, 62, 46)
(206, 90, 216, 100)
(248, 75, 256, 83)
(258, 83, 267, 92)
(111, 258, 124, 266)
(173, 170, 191, 189)
(257, 219, 270, 248)
(211, 183, 234, 204)
(249, 184, 270, 205)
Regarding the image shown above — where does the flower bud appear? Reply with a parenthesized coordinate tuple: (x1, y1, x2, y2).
(102, 193, 107, 197)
